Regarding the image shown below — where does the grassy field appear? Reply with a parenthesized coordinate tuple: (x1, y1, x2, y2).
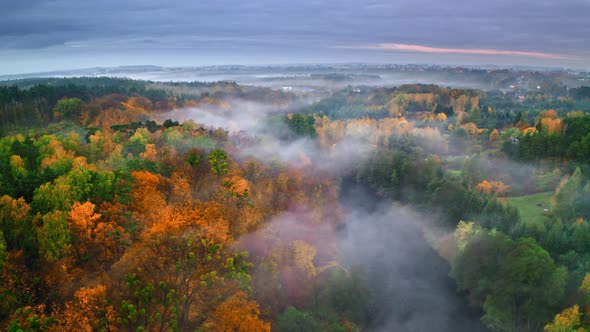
(507, 191, 554, 226)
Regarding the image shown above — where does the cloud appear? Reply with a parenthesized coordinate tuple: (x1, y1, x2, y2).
(341, 43, 575, 60)
(1, 0, 590, 73)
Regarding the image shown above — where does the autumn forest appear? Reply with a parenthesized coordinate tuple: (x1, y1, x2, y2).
(1, 70, 590, 332)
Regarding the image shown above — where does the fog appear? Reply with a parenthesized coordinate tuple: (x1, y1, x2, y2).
(159, 99, 284, 133)
(159, 84, 492, 330)
(124, 66, 520, 330)
(338, 184, 486, 331)
(234, 178, 486, 331)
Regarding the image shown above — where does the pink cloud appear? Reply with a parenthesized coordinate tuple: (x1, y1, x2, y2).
(344, 43, 574, 60)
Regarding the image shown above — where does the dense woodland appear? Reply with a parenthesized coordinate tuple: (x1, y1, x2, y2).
(1, 76, 590, 331)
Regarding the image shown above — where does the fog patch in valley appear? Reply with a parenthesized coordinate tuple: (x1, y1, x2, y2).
(339, 184, 486, 332)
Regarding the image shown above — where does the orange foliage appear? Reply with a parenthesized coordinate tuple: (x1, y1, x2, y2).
(541, 117, 563, 134)
(489, 129, 500, 143)
(541, 109, 558, 119)
(131, 171, 167, 219)
(68, 202, 102, 258)
(143, 202, 231, 245)
(460, 122, 486, 137)
(121, 96, 152, 113)
(169, 172, 193, 204)
(140, 143, 158, 161)
(523, 126, 538, 135)
(69, 202, 102, 239)
(206, 291, 270, 332)
(475, 180, 510, 196)
(225, 175, 250, 195)
(59, 285, 116, 331)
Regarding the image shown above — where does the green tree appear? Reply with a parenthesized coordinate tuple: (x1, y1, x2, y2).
(37, 211, 71, 261)
(53, 98, 84, 120)
(276, 307, 320, 332)
(482, 238, 567, 332)
(551, 167, 583, 222)
(207, 149, 229, 176)
(286, 114, 317, 138)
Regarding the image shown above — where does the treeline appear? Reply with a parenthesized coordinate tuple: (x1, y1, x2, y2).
(0, 77, 296, 129)
(502, 111, 590, 166)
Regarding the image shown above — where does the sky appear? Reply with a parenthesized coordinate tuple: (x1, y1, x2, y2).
(1, 0, 589, 75)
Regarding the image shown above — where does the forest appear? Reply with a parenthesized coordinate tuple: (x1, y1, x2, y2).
(0, 75, 590, 332)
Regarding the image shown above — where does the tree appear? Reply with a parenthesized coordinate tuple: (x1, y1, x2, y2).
(581, 273, 590, 305)
(116, 274, 180, 332)
(37, 211, 71, 261)
(205, 291, 270, 332)
(482, 238, 567, 332)
(552, 168, 584, 222)
(59, 285, 116, 331)
(489, 129, 501, 147)
(131, 170, 166, 221)
(543, 305, 582, 332)
(68, 201, 102, 260)
(0, 230, 6, 272)
(476, 180, 510, 196)
(286, 114, 316, 138)
(207, 149, 229, 176)
(0, 195, 34, 253)
(293, 240, 317, 278)
(7, 305, 57, 332)
(53, 98, 84, 120)
(276, 306, 320, 332)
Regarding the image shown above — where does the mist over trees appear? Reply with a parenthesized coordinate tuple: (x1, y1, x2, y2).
(0, 71, 589, 331)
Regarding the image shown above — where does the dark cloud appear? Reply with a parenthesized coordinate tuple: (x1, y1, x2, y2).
(0, 0, 589, 72)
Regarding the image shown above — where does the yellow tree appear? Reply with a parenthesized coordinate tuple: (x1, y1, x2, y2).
(544, 305, 582, 332)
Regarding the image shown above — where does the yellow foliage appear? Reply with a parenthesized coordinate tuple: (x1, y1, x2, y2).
(544, 305, 582, 332)
(581, 273, 590, 297)
(292, 240, 317, 278)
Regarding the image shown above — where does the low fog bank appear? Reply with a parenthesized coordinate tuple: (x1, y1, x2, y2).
(159, 99, 284, 133)
(162, 101, 375, 174)
(338, 183, 487, 332)
(113, 70, 492, 91)
(239, 136, 373, 174)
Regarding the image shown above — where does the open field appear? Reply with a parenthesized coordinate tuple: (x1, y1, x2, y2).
(507, 191, 554, 226)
